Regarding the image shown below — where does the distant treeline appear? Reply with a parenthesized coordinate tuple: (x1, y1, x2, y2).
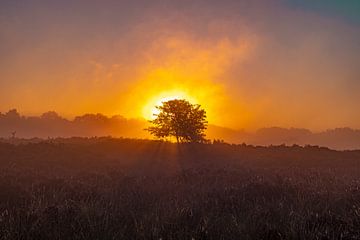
(0, 109, 148, 139)
(209, 126, 360, 150)
(1, 109, 360, 150)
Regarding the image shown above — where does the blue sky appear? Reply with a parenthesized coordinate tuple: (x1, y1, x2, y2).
(287, 0, 360, 24)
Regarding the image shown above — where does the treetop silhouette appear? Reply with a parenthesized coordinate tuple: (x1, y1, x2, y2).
(146, 99, 208, 143)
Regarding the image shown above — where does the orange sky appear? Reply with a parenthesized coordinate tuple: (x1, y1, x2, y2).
(1, 1, 360, 131)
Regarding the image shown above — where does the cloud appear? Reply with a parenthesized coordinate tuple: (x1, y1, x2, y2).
(0, 0, 359, 130)
(118, 28, 255, 125)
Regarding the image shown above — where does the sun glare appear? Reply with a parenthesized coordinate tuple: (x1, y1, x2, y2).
(142, 90, 197, 120)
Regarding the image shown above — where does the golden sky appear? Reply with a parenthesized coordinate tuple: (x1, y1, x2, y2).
(1, 0, 360, 131)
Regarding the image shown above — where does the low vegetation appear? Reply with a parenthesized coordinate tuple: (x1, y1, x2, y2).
(0, 138, 359, 239)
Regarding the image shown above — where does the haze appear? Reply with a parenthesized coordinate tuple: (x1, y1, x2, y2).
(1, 0, 360, 131)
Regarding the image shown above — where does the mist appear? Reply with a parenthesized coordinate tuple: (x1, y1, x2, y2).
(1, 109, 360, 150)
(1, 0, 360, 130)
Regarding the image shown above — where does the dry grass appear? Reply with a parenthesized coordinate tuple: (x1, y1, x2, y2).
(0, 138, 359, 239)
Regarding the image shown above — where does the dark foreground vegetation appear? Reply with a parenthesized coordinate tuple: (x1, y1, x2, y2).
(0, 138, 360, 239)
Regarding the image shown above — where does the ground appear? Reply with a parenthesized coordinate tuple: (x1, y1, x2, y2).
(0, 138, 359, 239)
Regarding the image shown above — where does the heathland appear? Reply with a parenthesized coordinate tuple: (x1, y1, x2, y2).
(0, 138, 360, 239)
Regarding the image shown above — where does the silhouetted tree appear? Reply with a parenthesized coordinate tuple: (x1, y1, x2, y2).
(146, 99, 208, 143)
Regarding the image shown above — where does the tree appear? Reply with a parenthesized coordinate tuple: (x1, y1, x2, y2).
(146, 99, 208, 143)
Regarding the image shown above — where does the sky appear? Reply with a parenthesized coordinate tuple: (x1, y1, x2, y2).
(1, 0, 360, 131)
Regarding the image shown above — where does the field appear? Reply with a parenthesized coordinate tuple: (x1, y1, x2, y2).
(0, 138, 360, 239)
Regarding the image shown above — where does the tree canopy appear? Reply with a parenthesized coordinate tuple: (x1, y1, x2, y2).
(146, 99, 208, 143)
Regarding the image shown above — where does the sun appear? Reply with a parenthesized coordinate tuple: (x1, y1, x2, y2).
(142, 90, 197, 120)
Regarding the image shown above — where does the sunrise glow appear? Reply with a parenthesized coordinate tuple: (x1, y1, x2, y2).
(2, 1, 360, 238)
(142, 90, 197, 120)
(1, 0, 360, 132)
